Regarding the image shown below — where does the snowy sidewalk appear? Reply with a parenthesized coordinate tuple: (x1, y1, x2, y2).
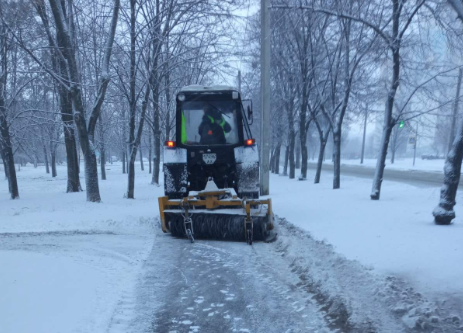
(269, 170, 463, 308)
(0, 163, 160, 333)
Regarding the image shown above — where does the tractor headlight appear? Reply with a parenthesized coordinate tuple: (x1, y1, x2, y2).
(178, 94, 185, 101)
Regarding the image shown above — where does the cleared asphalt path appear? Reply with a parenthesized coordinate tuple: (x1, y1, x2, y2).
(307, 162, 456, 188)
(130, 235, 331, 333)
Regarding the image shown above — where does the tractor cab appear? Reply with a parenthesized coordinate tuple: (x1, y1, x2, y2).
(175, 85, 253, 148)
(159, 85, 274, 244)
(164, 85, 258, 199)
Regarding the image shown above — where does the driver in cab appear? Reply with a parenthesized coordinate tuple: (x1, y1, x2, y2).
(198, 105, 231, 144)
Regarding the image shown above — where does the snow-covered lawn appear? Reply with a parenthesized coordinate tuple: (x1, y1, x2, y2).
(319, 157, 446, 172)
(0, 163, 160, 333)
(269, 170, 463, 305)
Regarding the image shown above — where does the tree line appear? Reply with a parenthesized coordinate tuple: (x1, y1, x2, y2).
(0, 0, 242, 201)
(241, 0, 463, 220)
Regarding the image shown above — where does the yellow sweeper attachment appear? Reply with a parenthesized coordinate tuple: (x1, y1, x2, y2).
(158, 180, 274, 245)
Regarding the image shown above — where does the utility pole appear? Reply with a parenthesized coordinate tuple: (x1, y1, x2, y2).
(260, 0, 270, 196)
(360, 105, 368, 164)
(413, 121, 418, 166)
(448, 68, 463, 154)
(238, 70, 241, 93)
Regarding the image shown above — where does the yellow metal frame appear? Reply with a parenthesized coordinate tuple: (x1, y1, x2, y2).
(158, 192, 273, 233)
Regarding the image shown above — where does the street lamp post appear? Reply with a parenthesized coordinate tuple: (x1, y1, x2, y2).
(260, 0, 270, 196)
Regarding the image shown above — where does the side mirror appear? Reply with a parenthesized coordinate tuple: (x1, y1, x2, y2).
(247, 105, 253, 121)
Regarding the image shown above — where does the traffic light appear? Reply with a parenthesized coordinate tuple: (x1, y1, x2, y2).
(399, 121, 404, 128)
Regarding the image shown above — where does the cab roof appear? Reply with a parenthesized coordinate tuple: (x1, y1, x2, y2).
(179, 85, 237, 93)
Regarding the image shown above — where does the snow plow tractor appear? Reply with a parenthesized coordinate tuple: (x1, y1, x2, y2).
(158, 85, 274, 244)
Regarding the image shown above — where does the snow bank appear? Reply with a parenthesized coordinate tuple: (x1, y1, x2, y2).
(274, 217, 462, 332)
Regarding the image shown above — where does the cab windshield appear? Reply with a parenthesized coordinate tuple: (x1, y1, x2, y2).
(180, 100, 240, 145)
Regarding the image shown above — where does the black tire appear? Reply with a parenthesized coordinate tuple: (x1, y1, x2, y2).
(434, 216, 453, 225)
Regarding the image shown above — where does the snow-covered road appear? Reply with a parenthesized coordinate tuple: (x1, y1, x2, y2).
(308, 161, 454, 188)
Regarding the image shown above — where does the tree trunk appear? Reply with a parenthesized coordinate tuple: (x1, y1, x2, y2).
(46, 0, 120, 202)
(390, 125, 398, 164)
(1, 146, 9, 180)
(42, 0, 82, 191)
(296, 137, 301, 170)
(127, 154, 136, 198)
(371, 122, 395, 200)
(139, 145, 144, 171)
(32, 141, 38, 168)
(0, 110, 19, 199)
(122, 151, 126, 174)
(51, 153, 57, 177)
(99, 114, 106, 180)
(283, 145, 289, 176)
(270, 147, 275, 174)
(42, 139, 50, 174)
(127, 96, 149, 198)
(300, 132, 308, 180)
(313, 120, 331, 184)
(433, 117, 463, 225)
(288, 135, 295, 179)
(51, 150, 57, 177)
(127, 83, 150, 198)
(70, 85, 101, 202)
(126, 149, 129, 172)
(100, 146, 106, 180)
(371, 1, 401, 200)
(152, 71, 161, 186)
(62, 121, 81, 191)
(274, 143, 281, 174)
(81, 147, 101, 202)
(448, 68, 463, 154)
(314, 140, 327, 184)
(333, 129, 341, 189)
(361, 107, 368, 164)
(164, 43, 172, 141)
(126, 0, 137, 199)
(77, 139, 81, 174)
(153, 126, 160, 185)
(148, 135, 152, 174)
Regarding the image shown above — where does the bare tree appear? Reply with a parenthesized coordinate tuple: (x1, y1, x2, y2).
(433, 0, 463, 225)
(27, 0, 121, 202)
(0, 20, 19, 198)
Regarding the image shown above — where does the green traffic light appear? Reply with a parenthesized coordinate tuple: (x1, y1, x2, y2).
(399, 121, 404, 128)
